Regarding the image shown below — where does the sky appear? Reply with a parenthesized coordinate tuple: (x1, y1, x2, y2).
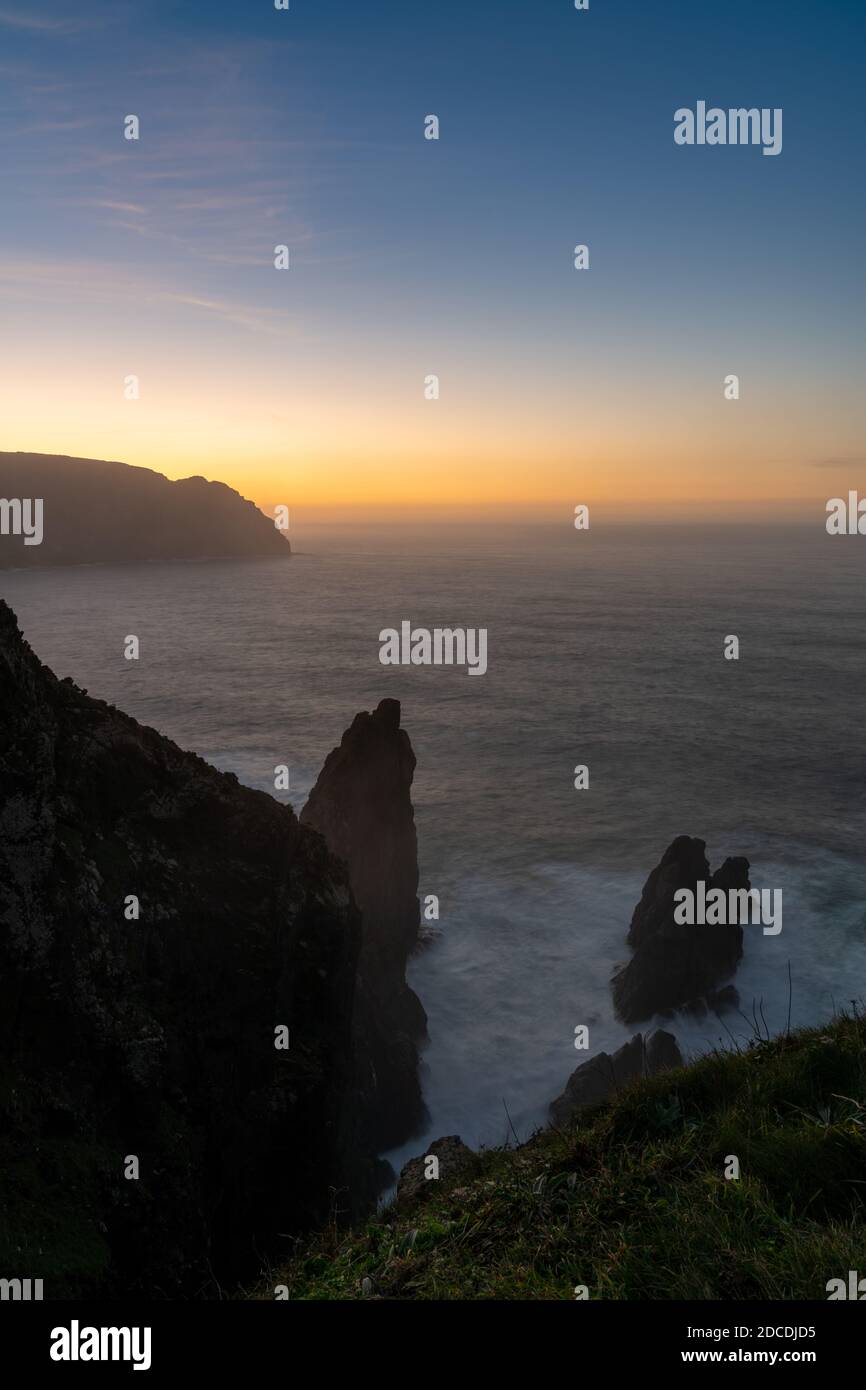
(1, 0, 865, 522)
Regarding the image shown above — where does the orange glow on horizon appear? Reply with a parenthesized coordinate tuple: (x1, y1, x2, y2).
(3, 326, 864, 524)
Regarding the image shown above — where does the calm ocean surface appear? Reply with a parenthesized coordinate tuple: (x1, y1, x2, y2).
(4, 522, 866, 1176)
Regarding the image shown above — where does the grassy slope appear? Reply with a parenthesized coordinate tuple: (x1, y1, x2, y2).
(251, 1014, 866, 1300)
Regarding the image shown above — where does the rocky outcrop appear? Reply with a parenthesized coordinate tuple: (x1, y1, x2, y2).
(0, 452, 290, 567)
(611, 836, 748, 1022)
(396, 1136, 477, 1207)
(0, 600, 401, 1297)
(301, 699, 428, 1155)
(550, 1030, 683, 1125)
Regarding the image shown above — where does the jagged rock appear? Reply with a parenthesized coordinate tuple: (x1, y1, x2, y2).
(0, 601, 391, 1296)
(550, 1030, 683, 1126)
(396, 1136, 477, 1206)
(625, 835, 709, 951)
(0, 452, 290, 567)
(302, 699, 427, 1153)
(612, 836, 748, 1022)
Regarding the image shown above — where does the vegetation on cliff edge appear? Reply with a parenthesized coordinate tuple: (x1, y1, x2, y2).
(250, 1012, 866, 1300)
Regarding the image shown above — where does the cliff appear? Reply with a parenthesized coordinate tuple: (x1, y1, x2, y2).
(0, 452, 289, 567)
(0, 600, 409, 1296)
(301, 699, 428, 1156)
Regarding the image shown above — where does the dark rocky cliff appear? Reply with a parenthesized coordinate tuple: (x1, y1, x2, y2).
(0, 601, 411, 1296)
(301, 699, 428, 1158)
(0, 452, 290, 567)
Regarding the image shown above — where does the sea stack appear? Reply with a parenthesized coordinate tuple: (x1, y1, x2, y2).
(611, 835, 749, 1022)
(302, 698, 428, 1154)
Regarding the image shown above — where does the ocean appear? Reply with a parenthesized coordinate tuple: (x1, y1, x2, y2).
(4, 521, 865, 1180)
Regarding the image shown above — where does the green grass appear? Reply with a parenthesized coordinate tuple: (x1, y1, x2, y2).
(249, 1013, 866, 1300)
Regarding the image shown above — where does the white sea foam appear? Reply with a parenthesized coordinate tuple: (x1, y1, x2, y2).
(3, 523, 865, 1189)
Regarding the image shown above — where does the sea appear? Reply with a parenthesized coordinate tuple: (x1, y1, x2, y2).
(3, 521, 865, 1180)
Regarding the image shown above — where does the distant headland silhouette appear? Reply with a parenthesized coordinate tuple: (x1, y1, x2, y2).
(0, 452, 289, 568)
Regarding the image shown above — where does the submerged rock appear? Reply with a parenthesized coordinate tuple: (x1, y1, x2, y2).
(550, 1030, 683, 1125)
(611, 836, 748, 1022)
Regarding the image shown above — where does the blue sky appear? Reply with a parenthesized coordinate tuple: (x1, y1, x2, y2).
(1, 0, 864, 517)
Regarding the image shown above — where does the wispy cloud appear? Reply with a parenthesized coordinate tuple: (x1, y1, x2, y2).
(164, 292, 290, 335)
(0, 8, 86, 32)
(12, 116, 105, 136)
(89, 199, 148, 215)
(808, 457, 866, 469)
(0, 256, 298, 336)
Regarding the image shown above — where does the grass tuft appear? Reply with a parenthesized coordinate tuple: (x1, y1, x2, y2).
(249, 1014, 866, 1300)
